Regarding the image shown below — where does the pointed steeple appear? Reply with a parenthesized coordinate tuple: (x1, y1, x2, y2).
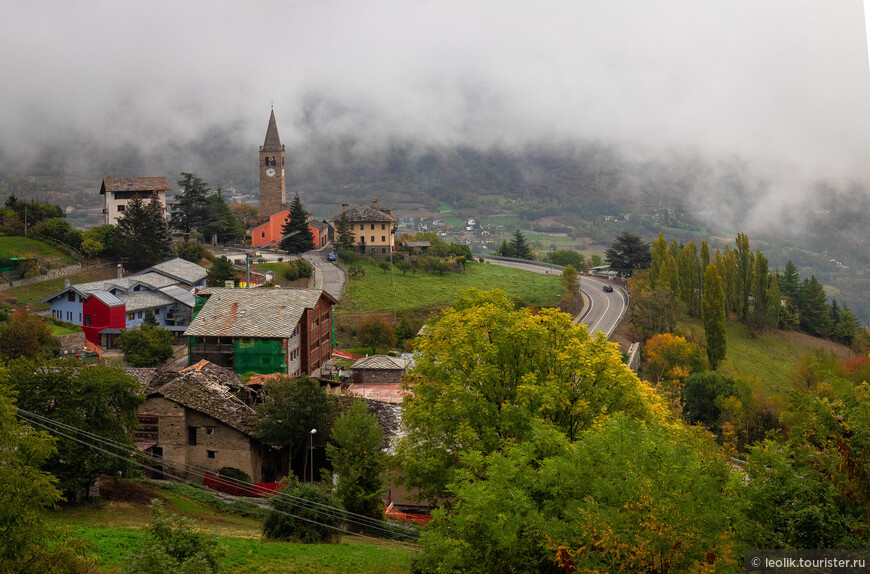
(263, 108, 282, 150)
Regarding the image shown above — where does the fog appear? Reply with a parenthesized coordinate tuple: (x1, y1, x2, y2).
(2, 1, 869, 199)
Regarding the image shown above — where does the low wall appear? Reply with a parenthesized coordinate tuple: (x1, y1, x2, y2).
(626, 342, 641, 372)
(0, 263, 82, 291)
(57, 331, 86, 351)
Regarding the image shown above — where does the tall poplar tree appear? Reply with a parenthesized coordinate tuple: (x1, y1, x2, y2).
(751, 250, 770, 331)
(735, 233, 754, 322)
(650, 232, 668, 289)
(280, 193, 315, 254)
(702, 264, 727, 370)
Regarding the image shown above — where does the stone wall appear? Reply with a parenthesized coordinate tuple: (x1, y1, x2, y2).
(351, 368, 404, 384)
(0, 263, 82, 291)
(56, 331, 85, 351)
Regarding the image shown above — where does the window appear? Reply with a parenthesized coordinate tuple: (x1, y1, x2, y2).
(370, 236, 375, 242)
(154, 308, 159, 316)
(117, 205, 125, 212)
(128, 312, 135, 320)
(187, 427, 197, 446)
(78, 313, 82, 322)
(68, 292, 75, 302)
(350, 224, 354, 230)
(205, 426, 215, 435)
(207, 450, 216, 459)
(293, 325, 300, 337)
(261, 232, 265, 238)
(381, 236, 385, 242)
(381, 223, 385, 230)
(137, 311, 143, 319)
(84, 315, 91, 327)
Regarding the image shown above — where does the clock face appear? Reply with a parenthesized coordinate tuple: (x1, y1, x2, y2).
(266, 167, 276, 177)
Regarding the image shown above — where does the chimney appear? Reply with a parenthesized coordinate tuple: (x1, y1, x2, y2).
(64, 279, 70, 288)
(371, 198, 379, 210)
(117, 264, 123, 279)
(342, 203, 349, 213)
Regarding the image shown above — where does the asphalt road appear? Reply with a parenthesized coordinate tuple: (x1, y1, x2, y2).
(482, 259, 627, 339)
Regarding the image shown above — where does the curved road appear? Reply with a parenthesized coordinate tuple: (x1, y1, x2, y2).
(482, 259, 627, 339)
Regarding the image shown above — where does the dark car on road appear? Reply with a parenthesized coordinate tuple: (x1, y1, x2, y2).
(602, 284, 614, 293)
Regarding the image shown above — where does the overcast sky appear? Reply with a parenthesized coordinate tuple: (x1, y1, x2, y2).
(1, 1, 869, 180)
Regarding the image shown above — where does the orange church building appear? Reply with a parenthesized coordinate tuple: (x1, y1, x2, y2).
(251, 210, 327, 249)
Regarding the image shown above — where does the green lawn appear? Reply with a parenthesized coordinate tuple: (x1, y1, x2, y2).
(679, 318, 855, 397)
(49, 323, 81, 336)
(0, 236, 76, 265)
(49, 480, 415, 573)
(338, 259, 561, 319)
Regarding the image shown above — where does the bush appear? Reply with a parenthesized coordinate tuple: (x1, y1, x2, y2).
(218, 467, 250, 484)
(263, 477, 345, 543)
(122, 500, 226, 574)
(175, 241, 207, 263)
(116, 324, 174, 367)
(284, 259, 313, 281)
(348, 265, 365, 279)
(358, 316, 396, 354)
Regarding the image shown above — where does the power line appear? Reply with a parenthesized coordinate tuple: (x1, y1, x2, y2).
(16, 408, 422, 551)
(16, 407, 419, 538)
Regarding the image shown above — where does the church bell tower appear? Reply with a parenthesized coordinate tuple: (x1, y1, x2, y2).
(259, 108, 286, 218)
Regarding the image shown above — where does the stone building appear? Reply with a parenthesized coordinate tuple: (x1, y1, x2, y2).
(136, 361, 282, 483)
(259, 109, 286, 218)
(349, 355, 408, 384)
(100, 177, 171, 225)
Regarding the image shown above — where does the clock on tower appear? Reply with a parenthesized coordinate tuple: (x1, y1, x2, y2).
(259, 109, 286, 218)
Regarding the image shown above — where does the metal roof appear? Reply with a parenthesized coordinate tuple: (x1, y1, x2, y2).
(88, 290, 124, 307)
(184, 288, 335, 339)
(158, 285, 196, 308)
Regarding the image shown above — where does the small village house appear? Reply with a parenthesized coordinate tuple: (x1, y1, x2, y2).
(334, 199, 397, 257)
(101, 176, 171, 226)
(184, 287, 337, 377)
(137, 361, 283, 483)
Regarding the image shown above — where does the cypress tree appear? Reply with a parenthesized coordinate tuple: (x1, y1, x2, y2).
(702, 263, 727, 370)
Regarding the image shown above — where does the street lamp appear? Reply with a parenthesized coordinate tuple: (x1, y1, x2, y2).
(309, 429, 317, 483)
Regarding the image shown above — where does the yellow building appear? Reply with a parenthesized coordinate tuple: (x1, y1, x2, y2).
(335, 199, 397, 257)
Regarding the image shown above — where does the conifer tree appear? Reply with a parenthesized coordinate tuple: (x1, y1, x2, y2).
(280, 194, 315, 254)
(507, 229, 532, 260)
(170, 172, 211, 239)
(779, 260, 800, 299)
(702, 264, 727, 370)
(334, 212, 355, 251)
(117, 197, 173, 269)
(797, 276, 832, 337)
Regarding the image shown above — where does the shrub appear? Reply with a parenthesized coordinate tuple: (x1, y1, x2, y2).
(348, 265, 365, 279)
(218, 467, 250, 484)
(358, 316, 396, 354)
(175, 241, 206, 263)
(122, 500, 226, 574)
(263, 477, 345, 543)
(116, 324, 174, 367)
(284, 259, 313, 281)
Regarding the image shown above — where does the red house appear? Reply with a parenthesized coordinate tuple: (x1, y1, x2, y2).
(80, 290, 127, 347)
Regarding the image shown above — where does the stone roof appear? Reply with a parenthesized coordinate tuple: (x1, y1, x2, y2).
(123, 290, 176, 313)
(135, 258, 207, 286)
(184, 288, 336, 339)
(100, 177, 171, 194)
(262, 109, 282, 151)
(351, 355, 407, 371)
(333, 205, 397, 224)
(365, 399, 404, 452)
(402, 241, 431, 248)
(145, 361, 257, 436)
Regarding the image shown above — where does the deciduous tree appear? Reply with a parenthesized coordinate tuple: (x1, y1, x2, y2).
(116, 323, 174, 367)
(702, 263, 727, 369)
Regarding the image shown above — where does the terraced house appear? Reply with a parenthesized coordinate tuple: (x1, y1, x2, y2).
(184, 287, 337, 377)
(42, 258, 206, 347)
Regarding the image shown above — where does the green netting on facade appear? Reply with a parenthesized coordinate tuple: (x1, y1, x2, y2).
(233, 338, 287, 375)
(193, 296, 208, 319)
(187, 337, 196, 366)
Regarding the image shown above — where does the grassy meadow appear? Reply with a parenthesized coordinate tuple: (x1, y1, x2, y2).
(48, 480, 415, 573)
(0, 266, 119, 311)
(0, 236, 76, 265)
(337, 258, 562, 322)
(678, 317, 855, 398)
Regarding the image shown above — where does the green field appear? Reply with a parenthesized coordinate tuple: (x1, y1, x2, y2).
(0, 236, 77, 266)
(338, 259, 562, 320)
(49, 323, 81, 336)
(0, 266, 118, 311)
(48, 480, 414, 573)
(679, 318, 855, 397)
